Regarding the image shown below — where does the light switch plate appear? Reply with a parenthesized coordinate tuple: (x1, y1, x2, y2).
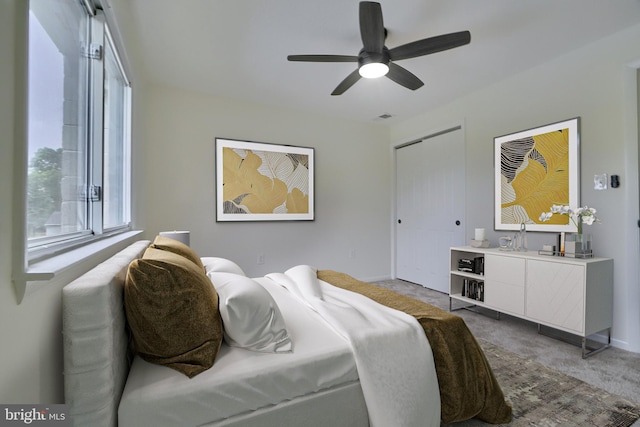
(594, 174, 608, 190)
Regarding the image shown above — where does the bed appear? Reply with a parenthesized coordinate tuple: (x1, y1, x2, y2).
(62, 238, 511, 427)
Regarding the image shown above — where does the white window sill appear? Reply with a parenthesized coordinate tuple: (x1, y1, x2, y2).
(12, 230, 144, 304)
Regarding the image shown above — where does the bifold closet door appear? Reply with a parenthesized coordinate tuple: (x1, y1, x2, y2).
(395, 127, 465, 292)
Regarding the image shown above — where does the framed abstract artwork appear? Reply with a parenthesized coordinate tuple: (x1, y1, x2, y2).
(494, 117, 580, 232)
(216, 138, 314, 221)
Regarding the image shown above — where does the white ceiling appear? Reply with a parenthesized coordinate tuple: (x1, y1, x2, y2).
(123, 0, 640, 125)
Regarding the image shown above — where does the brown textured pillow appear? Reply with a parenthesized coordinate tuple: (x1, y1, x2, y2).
(151, 234, 205, 273)
(124, 247, 223, 377)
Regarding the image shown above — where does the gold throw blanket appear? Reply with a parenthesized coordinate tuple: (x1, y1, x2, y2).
(317, 270, 512, 424)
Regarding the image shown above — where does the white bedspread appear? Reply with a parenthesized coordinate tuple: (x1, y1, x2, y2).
(267, 265, 441, 427)
(119, 276, 360, 426)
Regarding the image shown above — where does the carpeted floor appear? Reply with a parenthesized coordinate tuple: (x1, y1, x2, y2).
(372, 279, 640, 427)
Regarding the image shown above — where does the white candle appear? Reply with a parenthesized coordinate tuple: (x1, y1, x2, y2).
(474, 228, 486, 241)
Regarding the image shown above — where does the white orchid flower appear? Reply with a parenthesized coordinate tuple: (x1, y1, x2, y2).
(539, 204, 600, 228)
(539, 212, 553, 222)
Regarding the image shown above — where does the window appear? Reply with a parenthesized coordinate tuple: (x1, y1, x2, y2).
(102, 27, 131, 230)
(26, 0, 131, 261)
(27, 0, 90, 247)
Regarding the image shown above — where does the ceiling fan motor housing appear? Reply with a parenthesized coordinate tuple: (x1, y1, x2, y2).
(358, 48, 390, 68)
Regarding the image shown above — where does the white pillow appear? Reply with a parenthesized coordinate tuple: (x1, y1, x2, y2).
(201, 257, 246, 276)
(207, 272, 292, 353)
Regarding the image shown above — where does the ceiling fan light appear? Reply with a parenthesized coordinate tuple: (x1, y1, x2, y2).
(359, 62, 389, 78)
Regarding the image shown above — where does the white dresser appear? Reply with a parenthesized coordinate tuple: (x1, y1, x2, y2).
(449, 246, 613, 357)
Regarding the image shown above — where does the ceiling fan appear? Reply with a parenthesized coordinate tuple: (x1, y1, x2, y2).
(287, 1, 471, 95)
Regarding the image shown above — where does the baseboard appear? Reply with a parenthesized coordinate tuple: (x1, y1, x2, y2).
(592, 333, 640, 354)
(610, 337, 640, 353)
(358, 274, 392, 283)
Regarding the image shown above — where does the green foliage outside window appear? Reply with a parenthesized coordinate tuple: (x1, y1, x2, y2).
(27, 147, 62, 237)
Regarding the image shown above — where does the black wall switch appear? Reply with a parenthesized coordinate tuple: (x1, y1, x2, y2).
(611, 174, 620, 188)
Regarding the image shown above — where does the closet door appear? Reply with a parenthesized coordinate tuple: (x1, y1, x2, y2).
(395, 127, 465, 292)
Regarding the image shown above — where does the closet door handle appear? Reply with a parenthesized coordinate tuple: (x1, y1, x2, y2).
(455, 220, 461, 226)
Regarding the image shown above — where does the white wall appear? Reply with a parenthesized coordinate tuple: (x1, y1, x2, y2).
(390, 23, 640, 351)
(138, 85, 392, 279)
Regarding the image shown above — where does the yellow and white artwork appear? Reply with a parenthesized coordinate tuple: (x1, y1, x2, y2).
(216, 138, 314, 221)
(494, 118, 580, 232)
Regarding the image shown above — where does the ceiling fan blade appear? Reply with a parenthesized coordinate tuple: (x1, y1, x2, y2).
(386, 62, 424, 90)
(359, 1, 385, 53)
(288, 54, 359, 62)
(331, 69, 362, 95)
(389, 31, 471, 61)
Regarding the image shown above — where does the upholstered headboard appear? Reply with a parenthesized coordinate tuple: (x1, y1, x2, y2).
(62, 240, 150, 427)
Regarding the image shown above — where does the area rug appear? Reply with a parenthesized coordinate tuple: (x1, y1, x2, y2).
(444, 339, 640, 427)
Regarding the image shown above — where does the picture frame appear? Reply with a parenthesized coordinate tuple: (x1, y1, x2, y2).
(216, 138, 314, 221)
(494, 117, 580, 232)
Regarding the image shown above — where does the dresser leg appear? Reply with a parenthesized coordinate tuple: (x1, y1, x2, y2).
(537, 324, 611, 358)
(582, 328, 611, 359)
